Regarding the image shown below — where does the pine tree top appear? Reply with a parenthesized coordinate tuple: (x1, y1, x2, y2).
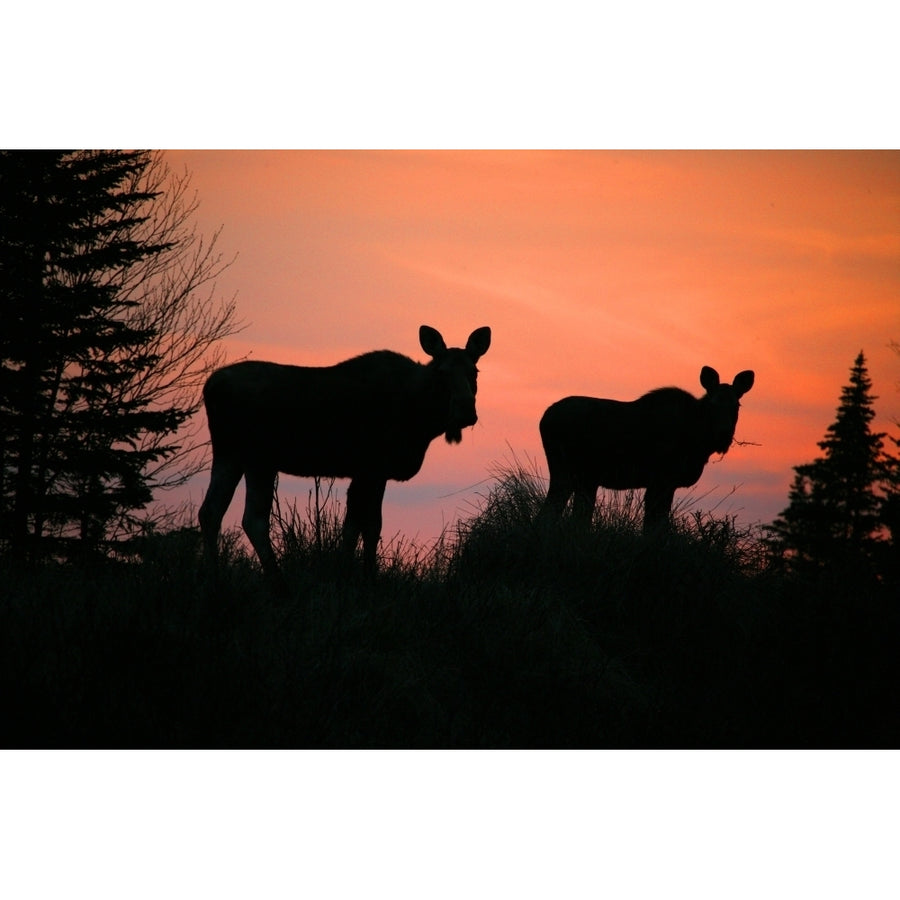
(767, 349, 892, 574)
(817, 350, 885, 473)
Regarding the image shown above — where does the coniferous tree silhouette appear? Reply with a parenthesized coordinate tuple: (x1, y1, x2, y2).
(0, 150, 236, 559)
(880, 438, 900, 584)
(767, 351, 888, 577)
(876, 340, 900, 582)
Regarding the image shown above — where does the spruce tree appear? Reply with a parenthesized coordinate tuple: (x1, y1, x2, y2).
(880, 434, 900, 584)
(767, 351, 886, 574)
(877, 339, 900, 580)
(0, 150, 189, 558)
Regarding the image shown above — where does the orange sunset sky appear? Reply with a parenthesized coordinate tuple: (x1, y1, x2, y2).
(166, 150, 900, 547)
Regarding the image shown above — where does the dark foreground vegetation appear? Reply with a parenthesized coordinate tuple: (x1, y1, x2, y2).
(2, 467, 898, 749)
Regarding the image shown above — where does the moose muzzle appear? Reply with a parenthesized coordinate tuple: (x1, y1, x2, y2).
(446, 398, 478, 444)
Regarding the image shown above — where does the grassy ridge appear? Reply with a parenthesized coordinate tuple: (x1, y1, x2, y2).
(2, 465, 898, 748)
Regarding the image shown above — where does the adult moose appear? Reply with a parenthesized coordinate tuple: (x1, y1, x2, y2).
(539, 366, 755, 531)
(199, 325, 492, 582)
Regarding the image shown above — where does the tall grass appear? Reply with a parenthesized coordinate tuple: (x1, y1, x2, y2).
(2, 459, 897, 748)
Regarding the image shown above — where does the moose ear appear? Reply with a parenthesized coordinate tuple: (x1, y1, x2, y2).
(419, 325, 447, 358)
(733, 370, 755, 397)
(700, 366, 720, 393)
(466, 326, 491, 362)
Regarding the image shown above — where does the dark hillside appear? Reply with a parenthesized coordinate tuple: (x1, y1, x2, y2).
(2, 467, 897, 748)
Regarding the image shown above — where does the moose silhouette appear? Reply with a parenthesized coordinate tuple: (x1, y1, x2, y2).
(198, 326, 491, 582)
(539, 366, 755, 530)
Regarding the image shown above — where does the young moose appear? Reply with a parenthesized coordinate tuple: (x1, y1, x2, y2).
(199, 325, 492, 580)
(539, 366, 755, 530)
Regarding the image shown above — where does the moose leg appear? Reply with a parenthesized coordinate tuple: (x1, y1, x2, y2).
(344, 477, 386, 575)
(539, 472, 573, 521)
(643, 485, 675, 533)
(360, 478, 387, 575)
(571, 480, 598, 528)
(199, 457, 243, 563)
(342, 479, 364, 557)
(242, 467, 281, 579)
